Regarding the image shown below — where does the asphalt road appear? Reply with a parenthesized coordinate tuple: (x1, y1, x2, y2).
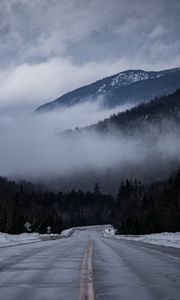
(0, 226, 180, 300)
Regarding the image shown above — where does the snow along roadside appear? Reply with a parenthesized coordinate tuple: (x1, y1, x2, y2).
(0, 228, 74, 247)
(103, 229, 180, 249)
(0, 232, 42, 247)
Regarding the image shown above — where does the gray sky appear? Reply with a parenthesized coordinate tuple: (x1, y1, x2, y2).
(0, 0, 180, 114)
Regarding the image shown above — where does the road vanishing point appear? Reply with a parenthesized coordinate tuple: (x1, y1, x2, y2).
(0, 225, 180, 300)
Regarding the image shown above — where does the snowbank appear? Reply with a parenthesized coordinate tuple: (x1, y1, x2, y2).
(60, 228, 74, 237)
(0, 232, 41, 247)
(103, 227, 116, 237)
(115, 232, 180, 248)
(40, 233, 61, 241)
(0, 228, 75, 247)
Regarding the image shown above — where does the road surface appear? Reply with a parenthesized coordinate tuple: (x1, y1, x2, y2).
(0, 225, 180, 300)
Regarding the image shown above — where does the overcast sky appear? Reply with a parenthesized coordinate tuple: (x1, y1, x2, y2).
(0, 0, 180, 115)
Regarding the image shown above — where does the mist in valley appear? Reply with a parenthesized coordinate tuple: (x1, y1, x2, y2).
(0, 99, 180, 193)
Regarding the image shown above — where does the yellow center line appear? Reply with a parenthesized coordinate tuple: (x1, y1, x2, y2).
(79, 250, 88, 300)
(79, 240, 95, 300)
(87, 240, 94, 300)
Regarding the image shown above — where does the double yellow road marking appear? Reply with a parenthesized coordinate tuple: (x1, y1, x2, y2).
(79, 240, 94, 300)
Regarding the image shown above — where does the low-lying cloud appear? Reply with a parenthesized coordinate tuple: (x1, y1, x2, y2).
(0, 100, 180, 193)
(0, 101, 133, 176)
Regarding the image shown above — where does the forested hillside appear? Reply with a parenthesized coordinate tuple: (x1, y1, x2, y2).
(57, 90, 180, 193)
(89, 89, 180, 135)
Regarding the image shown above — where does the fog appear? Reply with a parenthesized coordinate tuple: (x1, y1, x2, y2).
(0, 100, 180, 192)
(0, 101, 133, 176)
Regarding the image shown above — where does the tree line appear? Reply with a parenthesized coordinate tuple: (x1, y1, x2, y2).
(0, 170, 180, 234)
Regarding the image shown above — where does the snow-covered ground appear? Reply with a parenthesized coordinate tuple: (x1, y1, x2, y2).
(103, 227, 116, 237)
(60, 228, 74, 237)
(0, 232, 42, 247)
(2, 227, 180, 249)
(103, 229, 180, 248)
(0, 229, 74, 247)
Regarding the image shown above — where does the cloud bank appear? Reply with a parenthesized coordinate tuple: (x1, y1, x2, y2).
(0, 101, 180, 193)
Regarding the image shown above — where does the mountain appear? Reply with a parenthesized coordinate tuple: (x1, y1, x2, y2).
(35, 67, 180, 113)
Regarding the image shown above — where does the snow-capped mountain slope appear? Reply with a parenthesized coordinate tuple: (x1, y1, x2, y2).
(35, 67, 180, 113)
(97, 70, 161, 93)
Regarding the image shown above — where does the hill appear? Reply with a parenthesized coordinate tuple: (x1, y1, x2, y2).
(89, 89, 180, 135)
(35, 67, 180, 112)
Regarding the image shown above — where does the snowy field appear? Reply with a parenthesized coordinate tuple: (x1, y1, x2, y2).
(104, 228, 180, 248)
